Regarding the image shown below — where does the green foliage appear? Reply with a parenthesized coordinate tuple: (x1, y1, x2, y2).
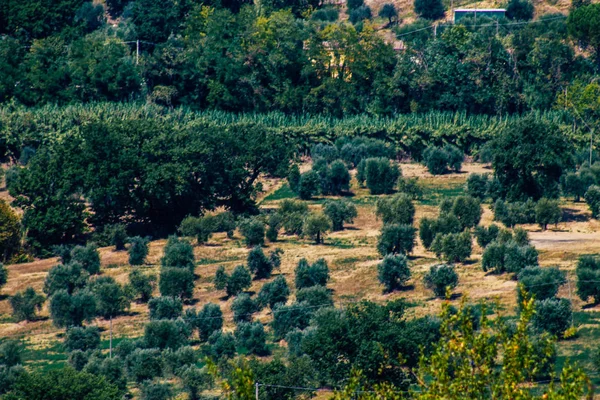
(349, 5, 372, 24)
(139, 380, 172, 400)
(266, 213, 283, 242)
(493, 198, 537, 227)
(576, 255, 600, 303)
(506, 0, 534, 20)
(377, 224, 416, 256)
(161, 236, 195, 273)
(70, 244, 100, 275)
(517, 266, 566, 304)
(376, 193, 414, 225)
(561, 171, 588, 201)
(271, 302, 313, 340)
(149, 296, 183, 320)
(128, 236, 150, 266)
(235, 322, 270, 356)
(535, 198, 562, 230)
(44, 262, 89, 296)
(180, 365, 213, 400)
(295, 258, 330, 289)
(239, 219, 265, 247)
(185, 303, 223, 342)
(159, 267, 195, 300)
(64, 326, 101, 352)
(231, 293, 258, 323)
(430, 231, 472, 263)
(568, 4, 600, 67)
(9, 287, 45, 321)
(377, 254, 411, 292)
(473, 224, 499, 248)
(328, 160, 352, 195)
(296, 285, 333, 308)
(465, 173, 490, 200)
(0, 263, 7, 292)
(450, 196, 482, 229)
(257, 275, 290, 309)
(323, 199, 357, 231)
(105, 224, 127, 251)
(126, 348, 164, 383)
(143, 319, 191, 349)
(482, 240, 538, 274)
(88, 276, 131, 319)
(424, 264, 459, 297)
(533, 298, 572, 337)
(298, 170, 321, 200)
(287, 164, 301, 194)
(129, 269, 156, 303)
(302, 212, 332, 244)
(49, 289, 97, 327)
(422, 145, 463, 174)
(414, 0, 445, 19)
(585, 185, 600, 218)
(278, 200, 309, 235)
(214, 266, 229, 291)
(0, 200, 21, 261)
(0, 340, 23, 367)
(419, 215, 462, 249)
(248, 247, 274, 280)
(208, 331, 236, 360)
(365, 158, 400, 195)
(379, 3, 398, 24)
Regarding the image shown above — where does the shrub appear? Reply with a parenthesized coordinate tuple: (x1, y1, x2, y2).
(295, 258, 330, 289)
(257, 275, 290, 309)
(585, 185, 600, 218)
(126, 348, 163, 382)
(239, 218, 265, 247)
(248, 247, 273, 280)
(9, 287, 45, 321)
(398, 177, 423, 199)
(377, 254, 411, 292)
(49, 289, 97, 328)
(271, 302, 312, 340)
(506, 0, 534, 20)
(296, 285, 333, 308)
(323, 199, 357, 231)
(129, 269, 156, 303)
(226, 265, 252, 297)
(376, 193, 415, 225)
(144, 319, 191, 350)
(128, 236, 149, 265)
(231, 293, 257, 323)
(288, 164, 301, 193)
(235, 322, 269, 356)
(43, 262, 89, 296)
(214, 266, 228, 291)
(576, 255, 600, 303)
(266, 213, 282, 242)
(140, 380, 171, 400)
(70, 244, 101, 275)
(149, 296, 182, 320)
(298, 170, 321, 199)
(504, 242, 538, 274)
(106, 224, 128, 251)
(535, 198, 562, 230)
(517, 266, 566, 303)
(450, 196, 482, 229)
(88, 276, 131, 319)
(329, 160, 351, 194)
(185, 303, 223, 342)
(159, 267, 195, 300)
(302, 212, 332, 244)
(424, 264, 459, 298)
(64, 326, 101, 352)
(432, 231, 472, 263)
(474, 224, 499, 248)
(377, 224, 416, 256)
(379, 3, 398, 23)
(311, 144, 339, 163)
(349, 5, 372, 24)
(208, 331, 237, 360)
(533, 298, 572, 337)
(465, 173, 490, 200)
(365, 158, 400, 195)
(161, 236, 195, 273)
(163, 346, 197, 374)
(422, 146, 447, 175)
(180, 365, 213, 400)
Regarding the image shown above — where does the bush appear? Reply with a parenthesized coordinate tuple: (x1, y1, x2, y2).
(424, 264, 459, 298)
(295, 258, 330, 289)
(185, 303, 223, 342)
(257, 275, 290, 309)
(422, 146, 448, 175)
(533, 298, 572, 337)
(364, 158, 400, 195)
(43, 262, 89, 296)
(376, 193, 414, 225)
(311, 144, 339, 163)
(506, 0, 534, 20)
(144, 319, 191, 349)
(450, 196, 482, 229)
(535, 198, 562, 230)
(517, 266, 566, 304)
(64, 326, 101, 352)
(235, 322, 270, 356)
(288, 164, 301, 193)
(128, 236, 149, 265)
(465, 173, 490, 200)
(70, 244, 101, 275)
(323, 199, 357, 231)
(266, 213, 282, 242)
(106, 224, 128, 251)
(576, 255, 600, 303)
(474, 224, 499, 248)
(329, 160, 351, 194)
(226, 265, 252, 297)
(208, 331, 237, 360)
(296, 285, 333, 308)
(431, 231, 472, 263)
(504, 242, 538, 274)
(0, 340, 23, 367)
(377, 224, 416, 256)
(88, 276, 131, 319)
(302, 213, 332, 244)
(298, 170, 321, 199)
(379, 3, 398, 23)
(248, 246, 273, 280)
(9, 287, 45, 321)
(140, 380, 172, 400)
(180, 365, 213, 400)
(585, 185, 600, 218)
(49, 289, 97, 328)
(239, 218, 265, 247)
(129, 269, 156, 302)
(149, 296, 183, 320)
(349, 5, 372, 24)
(126, 348, 163, 382)
(161, 236, 195, 273)
(397, 177, 422, 199)
(231, 293, 258, 323)
(377, 254, 411, 292)
(271, 302, 312, 340)
(159, 267, 195, 300)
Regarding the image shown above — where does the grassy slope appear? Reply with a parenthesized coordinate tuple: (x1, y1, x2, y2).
(2, 162, 600, 387)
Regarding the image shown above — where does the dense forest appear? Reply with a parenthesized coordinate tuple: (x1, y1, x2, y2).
(1, 0, 600, 399)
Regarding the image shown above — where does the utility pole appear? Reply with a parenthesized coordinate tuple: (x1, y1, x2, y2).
(255, 382, 259, 400)
(109, 316, 113, 358)
(136, 40, 140, 65)
(434, 23, 437, 37)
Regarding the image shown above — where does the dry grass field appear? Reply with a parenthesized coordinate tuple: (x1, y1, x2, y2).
(2, 161, 600, 388)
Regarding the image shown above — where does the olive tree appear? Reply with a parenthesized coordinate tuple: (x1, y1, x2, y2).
(375, 193, 415, 225)
(377, 224, 416, 256)
(377, 254, 411, 292)
(424, 264, 459, 298)
(323, 199, 357, 231)
(302, 213, 332, 244)
(10, 287, 45, 321)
